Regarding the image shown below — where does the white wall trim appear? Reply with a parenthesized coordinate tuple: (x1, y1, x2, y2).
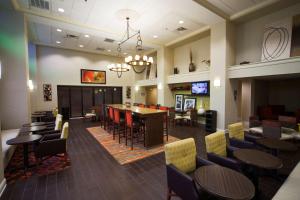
(0, 178, 7, 198)
(227, 57, 300, 79)
(135, 78, 158, 87)
(167, 70, 210, 84)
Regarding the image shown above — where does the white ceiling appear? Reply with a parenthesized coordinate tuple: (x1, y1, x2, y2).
(14, 0, 285, 55)
(207, 0, 268, 16)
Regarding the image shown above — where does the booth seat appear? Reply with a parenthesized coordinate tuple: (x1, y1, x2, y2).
(1, 129, 20, 168)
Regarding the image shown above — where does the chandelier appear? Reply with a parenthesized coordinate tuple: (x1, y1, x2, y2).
(107, 45, 130, 78)
(108, 17, 153, 77)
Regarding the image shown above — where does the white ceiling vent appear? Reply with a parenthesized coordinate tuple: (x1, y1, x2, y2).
(65, 34, 79, 39)
(104, 38, 115, 43)
(176, 27, 188, 32)
(30, 0, 50, 10)
(96, 47, 105, 51)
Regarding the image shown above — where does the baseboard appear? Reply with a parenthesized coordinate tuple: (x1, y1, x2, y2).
(0, 178, 7, 197)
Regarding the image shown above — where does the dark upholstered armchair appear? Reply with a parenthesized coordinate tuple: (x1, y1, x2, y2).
(164, 138, 214, 200)
(205, 131, 242, 172)
(35, 122, 69, 164)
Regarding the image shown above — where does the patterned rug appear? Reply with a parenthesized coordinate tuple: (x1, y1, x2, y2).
(5, 145, 71, 184)
(87, 127, 180, 165)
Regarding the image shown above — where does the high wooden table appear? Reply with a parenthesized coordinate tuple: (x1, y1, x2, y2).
(194, 165, 255, 200)
(107, 104, 167, 148)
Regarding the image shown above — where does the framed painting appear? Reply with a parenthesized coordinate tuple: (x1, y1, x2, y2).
(183, 98, 196, 111)
(175, 94, 184, 111)
(43, 84, 52, 101)
(81, 69, 106, 84)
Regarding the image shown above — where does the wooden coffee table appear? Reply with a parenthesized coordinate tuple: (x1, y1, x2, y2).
(194, 165, 255, 200)
(19, 125, 47, 134)
(7, 134, 42, 169)
(233, 149, 283, 195)
(256, 138, 297, 156)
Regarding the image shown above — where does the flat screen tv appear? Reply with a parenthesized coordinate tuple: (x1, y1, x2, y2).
(191, 81, 210, 96)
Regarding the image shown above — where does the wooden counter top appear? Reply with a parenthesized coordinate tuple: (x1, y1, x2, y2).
(107, 104, 166, 115)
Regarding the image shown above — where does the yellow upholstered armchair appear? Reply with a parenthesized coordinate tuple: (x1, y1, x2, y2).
(164, 138, 213, 200)
(228, 122, 257, 148)
(205, 131, 242, 172)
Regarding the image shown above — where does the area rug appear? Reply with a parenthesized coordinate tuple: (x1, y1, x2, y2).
(87, 127, 180, 165)
(5, 145, 71, 184)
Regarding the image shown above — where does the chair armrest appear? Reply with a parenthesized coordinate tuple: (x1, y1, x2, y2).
(166, 164, 199, 200)
(41, 133, 61, 141)
(245, 133, 262, 143)
(196, 156, 214, 168)
(229, 138, 255, 149)
(207, 153, 242, 172)
(226, 145, 240, 158)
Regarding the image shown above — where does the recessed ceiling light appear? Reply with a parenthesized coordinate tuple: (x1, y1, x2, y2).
(153, 35, 158, 38)
(58, 8, 64, 13)
(84, 34, 90, 38)
(79, 45, 84, 48)
(123, 52, 127, 55)
(179, 20, 184, 24)
(56, 41, 61, 44)
(56, 28, 62, 32)
(107, 49, 111, 52)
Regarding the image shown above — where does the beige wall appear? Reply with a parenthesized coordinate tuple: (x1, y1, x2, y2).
(235, 3, 300, 65)
(0, 10, 30, 129)
(33, 46, 135, 111)
(173, 36, 210, 74)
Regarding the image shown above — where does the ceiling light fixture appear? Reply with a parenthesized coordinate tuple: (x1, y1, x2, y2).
(153, 35, 158, 38)
(79, 45, 84, 48)
(58, 8, 64, 13)
(84, 34, 90, 38)
(107, 17, 153, 78)
(57, 28, 62, 32)
(179, 20, 184, 24)
(56, 41, 61, 44)
(107, 49, 111, 52)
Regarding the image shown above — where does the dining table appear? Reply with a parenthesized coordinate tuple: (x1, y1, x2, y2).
(23, 122, 47, 127)
(107, 104, 167, 148)
(31, 114, 46, 122)
(256, 138, 297, 156)
(194, 165, 255, 200)
(19, 125, 48, 134)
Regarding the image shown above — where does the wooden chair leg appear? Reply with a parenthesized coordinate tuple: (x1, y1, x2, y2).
(131, 128, 133, 150)
(167, 187, 172, 200)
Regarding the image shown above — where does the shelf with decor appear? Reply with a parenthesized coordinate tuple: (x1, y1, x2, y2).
(227, 56, 300, 79)
(167, 70, 210, 84)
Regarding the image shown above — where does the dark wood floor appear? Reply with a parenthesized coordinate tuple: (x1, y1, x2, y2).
(1, 119, 300, 200)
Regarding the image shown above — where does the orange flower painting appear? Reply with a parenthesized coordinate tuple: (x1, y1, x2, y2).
(81, 69, 106, 84)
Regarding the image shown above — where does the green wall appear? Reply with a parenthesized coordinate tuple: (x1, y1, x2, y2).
(173, 90, 210, 110)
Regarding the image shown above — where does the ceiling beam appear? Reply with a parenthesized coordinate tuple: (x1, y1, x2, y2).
(193, 0, 229, 20)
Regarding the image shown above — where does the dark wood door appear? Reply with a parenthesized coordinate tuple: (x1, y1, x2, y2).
(70, 87, 82, 117)
(94, 87, 105, 106)
(112, 87, 122, 104)
(104, 87, 113, 104)
(57, 86, 70, 119)
(82, 87, 93, 114)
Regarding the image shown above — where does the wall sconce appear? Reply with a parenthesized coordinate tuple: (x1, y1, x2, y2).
(28, 80, 34, 91)
(213, 78, 221, 87)
(158, 83, 163, 90)
(135, 85, 139, 91)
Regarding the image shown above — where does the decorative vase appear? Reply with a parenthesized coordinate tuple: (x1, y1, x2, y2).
(174, 67, 179, 74)
(189, 49, 196, 72)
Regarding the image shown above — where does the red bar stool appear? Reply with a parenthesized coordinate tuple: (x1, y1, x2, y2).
(108, 106, 114, 133)
(125, 110, 145, 150)
(160, 106, 169, 141)
(113, 108, 125, 142)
